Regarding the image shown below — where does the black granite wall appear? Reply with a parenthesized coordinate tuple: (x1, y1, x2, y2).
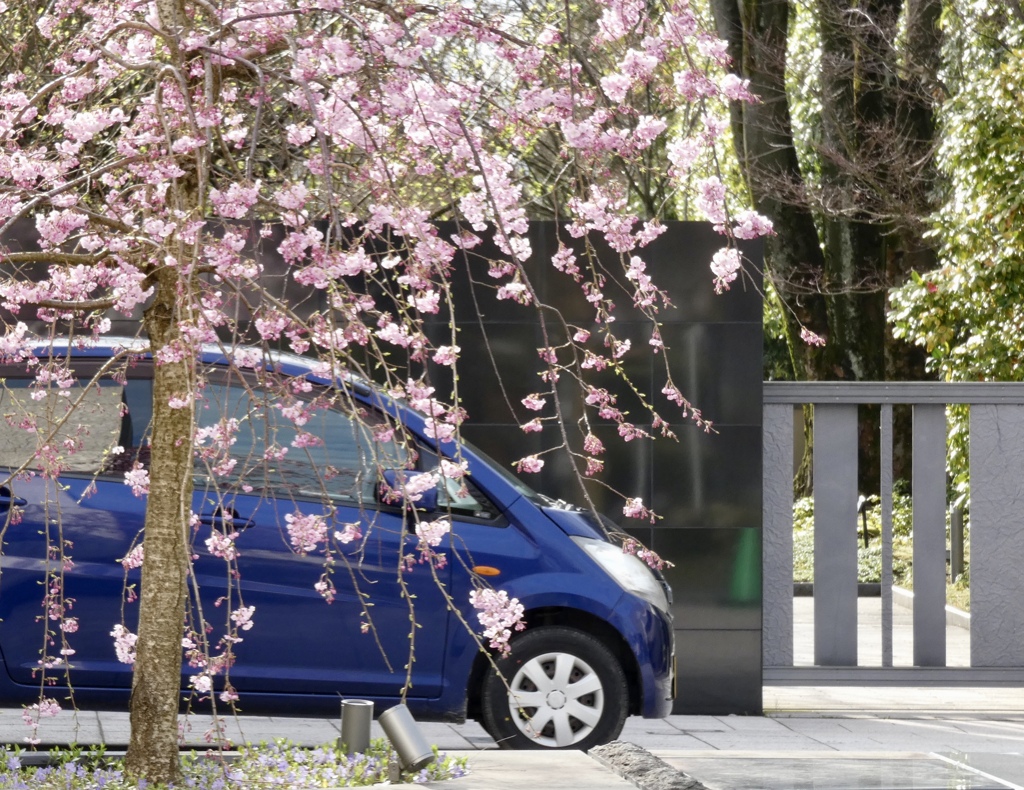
(424, 222, 764, 715)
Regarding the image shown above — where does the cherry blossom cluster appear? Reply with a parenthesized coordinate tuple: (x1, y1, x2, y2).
(21, 697, 60, 746)
(110, 624, 138, 665)
(622, 538, 674, 571)
(411, 516, 450, 568)
(205, 529, 239, 561)
(469, 588, 526, 658)
(284, 512, 328, 554)
(120, 544, 144, 570)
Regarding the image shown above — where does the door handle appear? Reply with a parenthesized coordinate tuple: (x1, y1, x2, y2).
(0, 487, 27, 510)
(198, 511, 254, 530)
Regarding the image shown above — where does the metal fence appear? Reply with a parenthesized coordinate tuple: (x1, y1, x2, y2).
(764, 382, 1024, 685)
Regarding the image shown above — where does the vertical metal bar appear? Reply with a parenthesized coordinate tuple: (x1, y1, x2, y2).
(813, 404, 858, 666)
(950, 507, 964, 583)
(912, 404, 947, 667)
(762, 404, 794, 667)
(881, 404, 893, 668)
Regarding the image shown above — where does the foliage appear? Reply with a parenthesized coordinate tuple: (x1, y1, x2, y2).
(889, 1, 1024, 377)
(890, 39, 1024, 383)
(0, 740, 468, 788)
(792, 494, 915, 586)
(762, 279, 793, 380)
(888, 3, 1024, 506)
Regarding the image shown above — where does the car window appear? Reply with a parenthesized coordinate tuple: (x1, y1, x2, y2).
(194, 380, 414, 503)
(415, 448, 501, 521)
(0, 379, 125, 475)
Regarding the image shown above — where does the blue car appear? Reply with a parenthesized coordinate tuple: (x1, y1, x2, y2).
(0, 339, 674, 749)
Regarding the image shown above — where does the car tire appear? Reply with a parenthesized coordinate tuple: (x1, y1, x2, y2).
(480, 626, 629, 750)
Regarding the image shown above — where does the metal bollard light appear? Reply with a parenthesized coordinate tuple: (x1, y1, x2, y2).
(378, 704, 434, 772)
(339, 699, 374, 755)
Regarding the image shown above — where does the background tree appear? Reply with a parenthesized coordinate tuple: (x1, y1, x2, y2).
(708, 0, 943, 489)
(891, 3, 1024, 382)
(0, 0, 769, 782)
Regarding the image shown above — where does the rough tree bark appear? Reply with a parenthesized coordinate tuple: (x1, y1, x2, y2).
(124, 273, 196, 783)
(710, 0, 829, 382)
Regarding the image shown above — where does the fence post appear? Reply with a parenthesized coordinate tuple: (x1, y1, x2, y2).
(950, 507, 964, 583)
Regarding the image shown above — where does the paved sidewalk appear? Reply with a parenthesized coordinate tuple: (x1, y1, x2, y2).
(6, 691, 1024, 789)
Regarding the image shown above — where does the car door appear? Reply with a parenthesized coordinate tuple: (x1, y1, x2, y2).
(187, 374, 457, 700)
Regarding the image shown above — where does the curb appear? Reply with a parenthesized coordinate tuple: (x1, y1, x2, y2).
(893, 585, 970, 629)
(589, 741, 707, 790)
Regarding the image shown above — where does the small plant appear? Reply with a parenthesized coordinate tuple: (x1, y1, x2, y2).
(0, 739, 469, 789)
(791, 494, 970, 610)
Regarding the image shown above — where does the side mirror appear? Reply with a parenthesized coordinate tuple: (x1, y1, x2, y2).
(378, 469, 439, 512)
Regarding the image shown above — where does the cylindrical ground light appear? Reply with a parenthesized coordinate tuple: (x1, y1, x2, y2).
(378, 704, 434, 771)
(339, 699, 374, 755)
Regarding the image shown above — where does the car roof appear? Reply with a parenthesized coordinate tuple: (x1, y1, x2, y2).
(35, 336, 358, 384)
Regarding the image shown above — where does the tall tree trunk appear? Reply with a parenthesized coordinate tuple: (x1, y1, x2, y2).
(709, 0, 829, 381)
(125, 272, 195, 783)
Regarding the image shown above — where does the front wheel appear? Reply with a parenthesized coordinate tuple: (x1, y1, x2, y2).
(480, 626, 629, 750)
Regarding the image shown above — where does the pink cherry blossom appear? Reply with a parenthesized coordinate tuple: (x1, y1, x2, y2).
(284, 512, 328, 554)
(710, 247, 742, 293)
(231, 606, 255, 631)
(801, 327, 827, 347)
(515, 455, 545, 474)
(470, 588, 526, 657)
(600, 73, 633, 103)
(522, 394, 547, 411)
(732, 209, 774, 240)
(205, 530, 239, 561)
(623, 497, 655, 522)
(433, 345, 460, 366)
(720, 73, 757, 102)
(111, 624, 138, 665)
(124, 466, 149, 497)
(415, 518, 451, 548)
(334, 523, 362, 544)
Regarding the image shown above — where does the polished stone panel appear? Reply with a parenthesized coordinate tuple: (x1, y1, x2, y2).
(674, 628, 761, 715)
(658, 529, 762, 631)
(652, 425, 762, 529)
(657, 323, 764, 426)
(438, 223, 763, 716)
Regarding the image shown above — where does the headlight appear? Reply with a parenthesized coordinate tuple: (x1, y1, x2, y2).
(571, 536, 670, 613)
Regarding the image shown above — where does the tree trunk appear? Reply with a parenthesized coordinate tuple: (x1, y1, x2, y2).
(709, 0, 830, 381)
(124, 272, 195, 784)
